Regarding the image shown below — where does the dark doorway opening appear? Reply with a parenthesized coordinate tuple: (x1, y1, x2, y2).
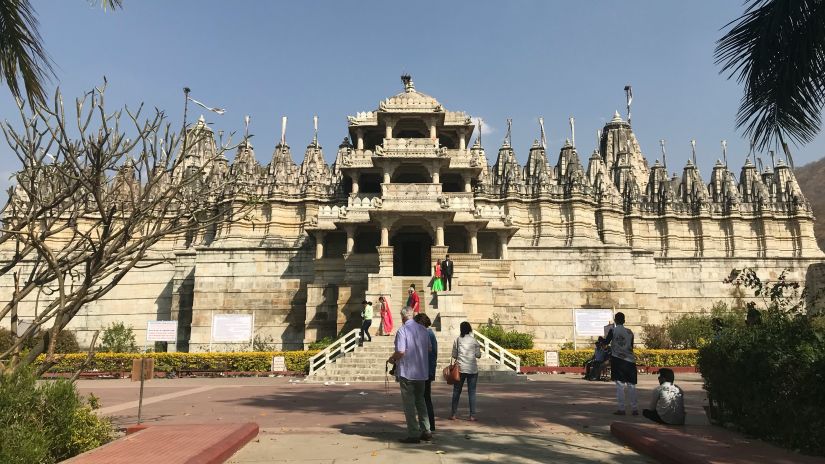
(391, 226, 433, 276)
(360, 173, 382, 193)
(444, 225, 468, 253)
(392, 165, 430, 184)
(442, 173, 464, 192)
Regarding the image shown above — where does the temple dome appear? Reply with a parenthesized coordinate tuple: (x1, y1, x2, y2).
(378, 75, 444, 113)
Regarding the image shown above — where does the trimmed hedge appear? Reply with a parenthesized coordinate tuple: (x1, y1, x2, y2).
(37, 350, 321, 374)
(511, 349, 698, 367)
(34, 348, 696, 375)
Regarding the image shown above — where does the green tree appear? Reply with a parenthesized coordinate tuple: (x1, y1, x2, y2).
(0, 0, 122, 105)
(99, 322, 137, 353)
(717, 0, 825, 155)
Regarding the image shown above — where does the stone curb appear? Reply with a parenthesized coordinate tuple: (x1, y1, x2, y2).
(610, 421, 825, 464)
(61, 423, 259, 464)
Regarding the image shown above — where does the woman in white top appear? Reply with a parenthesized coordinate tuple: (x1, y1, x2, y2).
(450, 321, 482, 421)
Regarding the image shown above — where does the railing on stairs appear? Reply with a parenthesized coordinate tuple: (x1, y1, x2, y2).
(473, 331, 521, 373)
(308, 328, 361, 376)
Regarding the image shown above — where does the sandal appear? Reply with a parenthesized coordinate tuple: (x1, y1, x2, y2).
(468, 416, 478, 422)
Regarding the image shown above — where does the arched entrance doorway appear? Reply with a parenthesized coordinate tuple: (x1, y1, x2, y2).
(390, 225, 433, 276)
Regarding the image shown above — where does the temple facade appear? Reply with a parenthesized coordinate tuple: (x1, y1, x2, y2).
(5, 76, 824, 350)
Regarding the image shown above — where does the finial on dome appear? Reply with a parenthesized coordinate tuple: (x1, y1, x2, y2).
(401, 74, 415, 92)
(611, 111, 623, 123)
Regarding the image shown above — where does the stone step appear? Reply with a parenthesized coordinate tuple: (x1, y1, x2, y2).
(309, 372, 521, 384)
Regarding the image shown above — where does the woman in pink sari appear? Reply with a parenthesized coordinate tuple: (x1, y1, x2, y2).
(379, 295, 394, 335)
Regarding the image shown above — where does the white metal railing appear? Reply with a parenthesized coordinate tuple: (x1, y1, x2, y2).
(308, 328, 361, 375)
(473, 331, 521, 373)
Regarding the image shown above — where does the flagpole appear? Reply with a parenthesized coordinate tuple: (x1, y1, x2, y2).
(181, 87, 191, 164)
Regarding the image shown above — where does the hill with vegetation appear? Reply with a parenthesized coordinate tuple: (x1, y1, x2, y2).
(795, 156, 825, 252)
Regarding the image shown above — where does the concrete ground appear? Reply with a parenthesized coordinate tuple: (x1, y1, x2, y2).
(76, 373, 709, 463)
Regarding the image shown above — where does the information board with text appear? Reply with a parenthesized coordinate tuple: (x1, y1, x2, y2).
(574, 309, 614, 337)
(211, 314, 254, 342)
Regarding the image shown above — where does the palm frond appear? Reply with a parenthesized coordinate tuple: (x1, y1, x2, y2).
(0, 0, 55, 105)
(716, 0, 825, 151)
(94, 0, 124, 11)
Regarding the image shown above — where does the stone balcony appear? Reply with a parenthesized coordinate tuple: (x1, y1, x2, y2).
(374, 138, 443, 158)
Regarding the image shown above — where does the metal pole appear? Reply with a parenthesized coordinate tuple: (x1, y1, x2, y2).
(137, 357, 145, 424)
(572, 309, 577, 351)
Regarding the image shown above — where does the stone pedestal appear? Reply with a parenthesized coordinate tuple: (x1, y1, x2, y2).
(434, 292, 466, 337)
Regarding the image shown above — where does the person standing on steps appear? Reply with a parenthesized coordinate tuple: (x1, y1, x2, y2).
(450, 321, 482, 421)
(432, 259, 444, 293)
(407, 286, 421, 314)
(442, 254, 454, 291)
(359, 300, 373, 345)
(414, 312, 437, 432)
(379, 295, 393, 336)
(387, 306, 433, 444)
(605, 312, 638, 416)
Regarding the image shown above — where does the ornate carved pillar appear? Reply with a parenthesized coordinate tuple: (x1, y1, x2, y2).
(463, 175, 472, 192)
(458, 128, 466, 150)
(381, 225, 389, 246)
(356, 128, 364, 150)
(432, 170, 440, 184)
(351, 173, 360, 194)
(435, 220, 445, 246)
(344, 225, 355, 254)
(498, 231, 509, 259)
(429, 121, 437, 139)
(468, 226, 479, 254)
(385, 116, 395, 139)
(315, 231, 326, 259)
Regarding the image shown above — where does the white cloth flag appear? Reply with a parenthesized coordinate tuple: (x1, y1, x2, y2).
(188, 96, 226, 115)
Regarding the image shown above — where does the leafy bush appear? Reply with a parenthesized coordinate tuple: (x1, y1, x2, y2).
(0, 327, 80, 354)
(641, 302, 746, 349)
(308, 337, 335, 350)
(641, 324, 669, 349)
(38, 350, 321, 374)
(667, 313, 713, 349)
(100, 322, 137, 353)
(476, 317, 534, 349)
(0, 368, 114, 463)
(698, 267, 825, 455)
(699, 312, 825, 455)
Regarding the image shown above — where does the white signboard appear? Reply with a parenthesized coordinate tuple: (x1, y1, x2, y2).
(544, 351, 559, 367)
(146, 320, 178, 342)
(574, 309, 614, 337)
(271, 356, 286, 372)
(211, 314, 253, 342)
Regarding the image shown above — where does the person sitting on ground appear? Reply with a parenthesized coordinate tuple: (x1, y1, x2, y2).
(585, 337, 608, 380)
(643, 368, 685, 425)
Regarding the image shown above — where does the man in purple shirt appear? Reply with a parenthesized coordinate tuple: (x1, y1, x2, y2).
(387, 306, 432, 443)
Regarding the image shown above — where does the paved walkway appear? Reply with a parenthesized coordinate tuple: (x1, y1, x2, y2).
(79, 373, 696, 463)
(74, 371, 823, 463)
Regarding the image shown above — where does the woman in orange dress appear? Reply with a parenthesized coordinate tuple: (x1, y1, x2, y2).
(379, 295, 393, 335)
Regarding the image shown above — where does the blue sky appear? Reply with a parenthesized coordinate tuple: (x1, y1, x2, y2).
(1, 1, 823, 191)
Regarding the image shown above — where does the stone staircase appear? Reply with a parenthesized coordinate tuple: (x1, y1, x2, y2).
(308, 332, 521, 384)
